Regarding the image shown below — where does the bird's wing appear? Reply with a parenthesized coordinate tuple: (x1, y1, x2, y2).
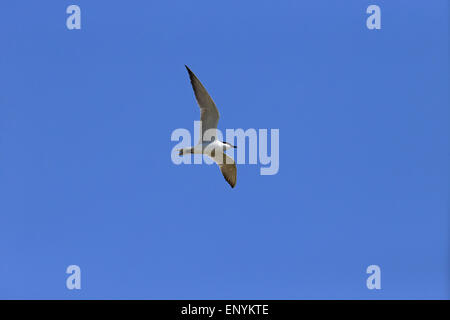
(209, 151, 237, 188)
(185, 65, 220, 143)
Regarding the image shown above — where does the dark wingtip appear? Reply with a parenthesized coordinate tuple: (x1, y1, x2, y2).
(223, 174, 236, 189)
(185, 65, 195, 80)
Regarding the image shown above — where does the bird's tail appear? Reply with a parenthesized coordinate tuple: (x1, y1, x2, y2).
(178, 147, 193, 156)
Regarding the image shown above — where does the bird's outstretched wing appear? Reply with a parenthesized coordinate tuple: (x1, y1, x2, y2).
(209, 152, 237, 188)
(185, 65, 220, 143)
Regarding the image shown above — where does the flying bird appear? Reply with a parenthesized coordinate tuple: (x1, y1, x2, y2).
(178, 65, 237, 188)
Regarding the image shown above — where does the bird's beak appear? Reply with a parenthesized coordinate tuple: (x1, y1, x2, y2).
(233, 145, 237, 148)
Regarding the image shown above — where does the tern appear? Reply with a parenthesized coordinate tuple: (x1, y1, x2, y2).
(178, 65, 237, 188)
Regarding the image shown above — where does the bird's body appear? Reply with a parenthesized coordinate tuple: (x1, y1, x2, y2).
(179, 66, 237, 188)
(180, 140, 234, 155)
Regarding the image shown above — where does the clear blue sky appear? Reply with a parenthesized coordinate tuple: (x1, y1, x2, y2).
(0, 1, 448, 299)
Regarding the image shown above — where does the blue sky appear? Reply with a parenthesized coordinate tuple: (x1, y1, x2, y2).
(0, 1, 448, 299)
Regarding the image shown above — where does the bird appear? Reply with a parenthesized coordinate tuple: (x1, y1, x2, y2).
(178, 65, 237, 188)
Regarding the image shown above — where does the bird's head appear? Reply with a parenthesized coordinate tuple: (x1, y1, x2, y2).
(223, 142, 237, 150)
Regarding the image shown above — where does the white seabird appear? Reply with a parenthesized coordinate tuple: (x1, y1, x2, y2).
(179, 65, 237, 188)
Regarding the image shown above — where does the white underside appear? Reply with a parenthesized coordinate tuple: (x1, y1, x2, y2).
(190, 140, 231, 155)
